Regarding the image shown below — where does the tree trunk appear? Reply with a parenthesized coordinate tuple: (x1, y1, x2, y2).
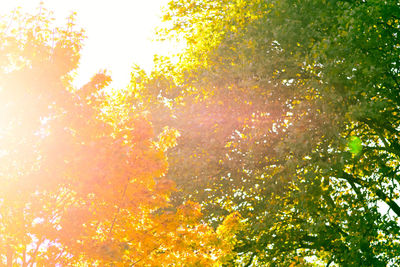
(6, 245, 13, 267)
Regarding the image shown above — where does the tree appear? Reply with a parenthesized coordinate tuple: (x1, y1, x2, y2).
(0, 6, 235, 266)
(128, 0, 400, 265)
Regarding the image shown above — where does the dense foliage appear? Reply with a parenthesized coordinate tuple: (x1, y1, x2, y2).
(1, 0, 400, 265)
(0, 7, 236, 266)
(124, 0, 400, 265)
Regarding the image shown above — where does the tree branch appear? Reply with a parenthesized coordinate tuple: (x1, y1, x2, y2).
(6, 244, 13, 267)
(341, 172, 400, 217)
(27, 238, 44, 267)
(244, 252, 256, 267)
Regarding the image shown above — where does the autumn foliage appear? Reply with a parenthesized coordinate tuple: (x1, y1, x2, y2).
(2, 0, 400, 266)
(0, 7, 238, 266)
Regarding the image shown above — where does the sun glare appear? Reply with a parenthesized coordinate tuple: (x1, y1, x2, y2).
(1, 0, 399, 265)
(2, 0, 182, 89)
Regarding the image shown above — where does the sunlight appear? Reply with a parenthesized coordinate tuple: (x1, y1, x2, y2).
(1, 0, 397, 265)
(2, 0, 183, 89)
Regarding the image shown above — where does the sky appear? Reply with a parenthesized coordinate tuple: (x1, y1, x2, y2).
(2, 0, 182, 89)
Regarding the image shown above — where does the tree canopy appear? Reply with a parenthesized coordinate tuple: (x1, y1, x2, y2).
(0, 6, 237, 266)
(1, 0, 400, 266)
(124, 0, 400, 265)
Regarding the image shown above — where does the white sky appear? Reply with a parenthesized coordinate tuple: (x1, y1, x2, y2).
(2, 0, 182, 89)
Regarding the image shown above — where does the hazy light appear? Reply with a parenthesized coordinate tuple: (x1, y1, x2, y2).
(2, 0, 183, 89)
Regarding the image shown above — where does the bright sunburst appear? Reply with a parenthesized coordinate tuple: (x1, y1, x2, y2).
(2, 0, 180, 89)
